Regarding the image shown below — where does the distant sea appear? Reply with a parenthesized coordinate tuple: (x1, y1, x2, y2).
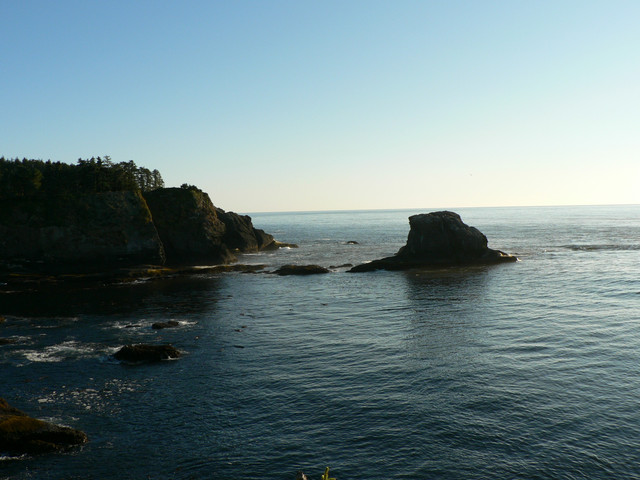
(2, 205, 639, 479)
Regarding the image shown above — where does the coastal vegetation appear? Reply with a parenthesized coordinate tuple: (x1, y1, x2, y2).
(0, 156, 164, 200)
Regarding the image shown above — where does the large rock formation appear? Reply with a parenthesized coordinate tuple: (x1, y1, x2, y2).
(0, 186, 284, 272)
(350, 211, 517, 272)
(0, 397, 88, 455)
(215, 208, 280, 252)
(143, 187, 233, 264)
(0, 191, 165, 271)
(143, 187, 280, 264)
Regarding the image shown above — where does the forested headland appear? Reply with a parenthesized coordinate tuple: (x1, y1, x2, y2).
(0, 156, 282, 275)
(0, 156, 164, 199)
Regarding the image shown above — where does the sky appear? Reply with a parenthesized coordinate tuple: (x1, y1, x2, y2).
(1, 1, 639, 213)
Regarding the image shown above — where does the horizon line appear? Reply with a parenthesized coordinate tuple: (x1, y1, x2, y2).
(242, 202, 640, 216)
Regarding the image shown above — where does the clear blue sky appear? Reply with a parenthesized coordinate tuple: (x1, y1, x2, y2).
(2, 1, 638, 212)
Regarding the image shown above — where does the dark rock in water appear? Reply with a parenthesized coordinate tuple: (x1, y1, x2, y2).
(345, 240, 359, 245)
(113, 344, 181, 362)
(273, 265, 331, 276)
(330, 263, 354, 269)
(151, 320, 180, 330)
(215, 208, 289, 252)
(350, 211, 517, 272)
(0, 337, 17, 345)
(264, 241, 299, 250)
(0, 397, 88, 455)
(216, 208, 273, 252)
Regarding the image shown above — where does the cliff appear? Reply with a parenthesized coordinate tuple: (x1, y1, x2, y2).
(0, 190, 165, 271)
(143, 187, 278, 264)
(0, 187, 280, 272)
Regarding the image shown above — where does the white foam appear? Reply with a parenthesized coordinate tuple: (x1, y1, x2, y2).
(22, 340, 101, 363)
(0, 454, 28, 461)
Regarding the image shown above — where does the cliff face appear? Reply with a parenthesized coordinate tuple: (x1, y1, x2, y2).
(0, 187, 278, 272)
(143, 188, 232, 264)
(143, 187, 276, 265)
(215, 208, 277, 253)
(0, 191, 165, 271)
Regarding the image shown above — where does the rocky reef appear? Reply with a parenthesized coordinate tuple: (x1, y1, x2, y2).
(350, 211, 517, 272)
(113, 344, 182, 363)
(0, 186, 284, 273)
(273, 264, 331, 276)
(0, 397, 88, 455)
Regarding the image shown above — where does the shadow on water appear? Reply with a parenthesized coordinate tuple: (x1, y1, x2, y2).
(399, 265, 495, 362)
(401, 264, 492, 303)
(0, 275, 224, 317)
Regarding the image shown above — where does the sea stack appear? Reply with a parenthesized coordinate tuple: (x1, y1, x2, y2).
(349, 211, 517, 272)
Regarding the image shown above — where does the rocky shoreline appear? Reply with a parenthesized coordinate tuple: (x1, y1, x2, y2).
(0, 398, 88, 455)
(0, 186, 295, 275)
(0, 209, 518, 290)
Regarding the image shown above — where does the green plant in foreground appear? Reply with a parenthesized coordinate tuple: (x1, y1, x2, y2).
(321, 466, 336, 480)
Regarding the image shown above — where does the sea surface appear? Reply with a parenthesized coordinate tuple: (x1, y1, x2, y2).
(1, 205, 639, 480)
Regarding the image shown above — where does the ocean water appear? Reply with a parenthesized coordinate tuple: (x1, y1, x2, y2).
(1, 205, 639, 480)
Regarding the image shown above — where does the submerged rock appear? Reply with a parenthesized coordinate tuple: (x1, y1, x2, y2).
(151, 320, 180, 330)
(113, 344, 181, 363)
(0, 397, 88, 455)
(350, 211, 517, 272)
(273, 265, 331, 276)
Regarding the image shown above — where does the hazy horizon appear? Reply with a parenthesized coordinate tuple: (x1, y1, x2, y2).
(243, 202, 640, 215)
(2, 1, 638, 212)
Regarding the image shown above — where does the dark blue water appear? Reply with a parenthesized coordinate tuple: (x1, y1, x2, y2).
(2, 205, 639, 479)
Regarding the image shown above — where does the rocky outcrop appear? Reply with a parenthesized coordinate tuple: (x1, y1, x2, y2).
(0, 397, 88, 455)
(143, 188, 233, 264)
(273, 264, 331, 275)
(0, 186, 285, 273)
(151, 320, 180, 330)
(216, 208, 278, 252)
(350, 211, 517, 272)
(0, 191, 165, 271)
(143, 187, 282, 265)
(113, 344, 182, 363)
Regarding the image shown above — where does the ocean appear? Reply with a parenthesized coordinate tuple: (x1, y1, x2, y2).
(1, 205, 639, 479)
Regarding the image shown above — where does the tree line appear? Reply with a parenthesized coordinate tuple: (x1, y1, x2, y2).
(0, 156, 164, 199)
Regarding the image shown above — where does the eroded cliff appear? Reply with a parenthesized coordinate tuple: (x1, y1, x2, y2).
(0, 186, 282, 272)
